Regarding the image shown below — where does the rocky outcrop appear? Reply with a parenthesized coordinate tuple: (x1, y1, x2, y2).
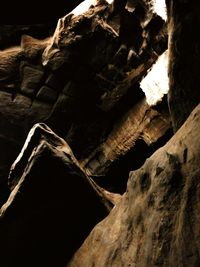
(82, 98, 171, 192)
(0, 1, 200, 267)
(67, 103, 200, 267)
(0, 123, 114, 267)
(167, 1, 200, 131)
(0, 0, 169, 202)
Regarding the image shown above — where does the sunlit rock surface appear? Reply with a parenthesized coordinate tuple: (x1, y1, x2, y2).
(67, 103, 200, 267)
(82, 98, 171, 190)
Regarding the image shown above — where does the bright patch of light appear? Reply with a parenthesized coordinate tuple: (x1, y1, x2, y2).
(106, 0, 114, 4)
(71, 0, 114, 16)
(140, 50, 169, 106)
(71, 0, 98, 16)
(152, 0, 167, 21)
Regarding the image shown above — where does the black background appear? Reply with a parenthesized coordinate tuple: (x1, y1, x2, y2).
(0, 1, 83, 24)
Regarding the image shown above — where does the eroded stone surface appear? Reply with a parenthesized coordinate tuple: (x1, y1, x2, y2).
(0, 123, 112, 267)
(67, 104, 200, 267)
(82, 98, 171, 176)
(0, 0, 169, 201)
(167, 1, 200, 131)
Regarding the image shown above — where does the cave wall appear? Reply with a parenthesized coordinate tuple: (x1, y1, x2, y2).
(66, 1, 200, 266)
(0, 0, 169, 204)
(67, 103, 200, 267)
(167, 0, 200, 131)
(1, 0, 200, 266)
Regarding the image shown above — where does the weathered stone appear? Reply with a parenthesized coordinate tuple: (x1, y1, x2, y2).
(36, 85, 58, 103)
(20, 65, 44, 97)
(94, 73, 115, 93)
(0, 92, 32, 205)
(46, 93, 81, 135)
(0, 0, 170, 206)
(42, 5, 119, 71)
(2, 1, 199, 267)
(0, 92, 52, 188)
(13, 93, 32, 108)
(67, 103, 200, 267)
(62, 81, 90, 99)
(111, 44, 128, 67)
(167, 1, 200, 131)
(45, 73, 64, 92)
(63, 81, 81, 97)
(50, 93, 78, 118)
(82, 98, 171, 181)
(0, 0, 168, 162)
(0, 92, 32, 144)
(21, 35, 51, 59)
(0, 123, 112, 267)
(28, 99, 52, 123)
(143, 13, 165, 48)
(0, 46, 22, 89)
(99, 53, 158, 112)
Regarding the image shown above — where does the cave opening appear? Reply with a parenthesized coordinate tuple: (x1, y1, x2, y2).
(140, 49, 169, 106)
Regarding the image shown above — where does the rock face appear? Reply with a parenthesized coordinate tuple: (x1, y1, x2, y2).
(167, 1, 200, 131)
(0, 123, 112, 267)
(0, 0, 170, 203)
(82, 98, 171, 192)
(67, 103, 200, 267)
(0, 1, 200, 267)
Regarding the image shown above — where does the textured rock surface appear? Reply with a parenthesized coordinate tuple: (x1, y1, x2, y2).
(67, 104, 200, 267)
(0, 123, 112, 267)
(0, 1, 200, 267)
(167, 1, 200, 131)
(0, 0, 169, 201)
(82, 98, 171, 192)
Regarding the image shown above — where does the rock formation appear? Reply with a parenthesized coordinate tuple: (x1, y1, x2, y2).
(0, 123, 113, 266)
(167, 0, 200, 131)
(0, 0, 169, 204)
(0, 0, 199, 266)
(67, 101, 200, 267)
